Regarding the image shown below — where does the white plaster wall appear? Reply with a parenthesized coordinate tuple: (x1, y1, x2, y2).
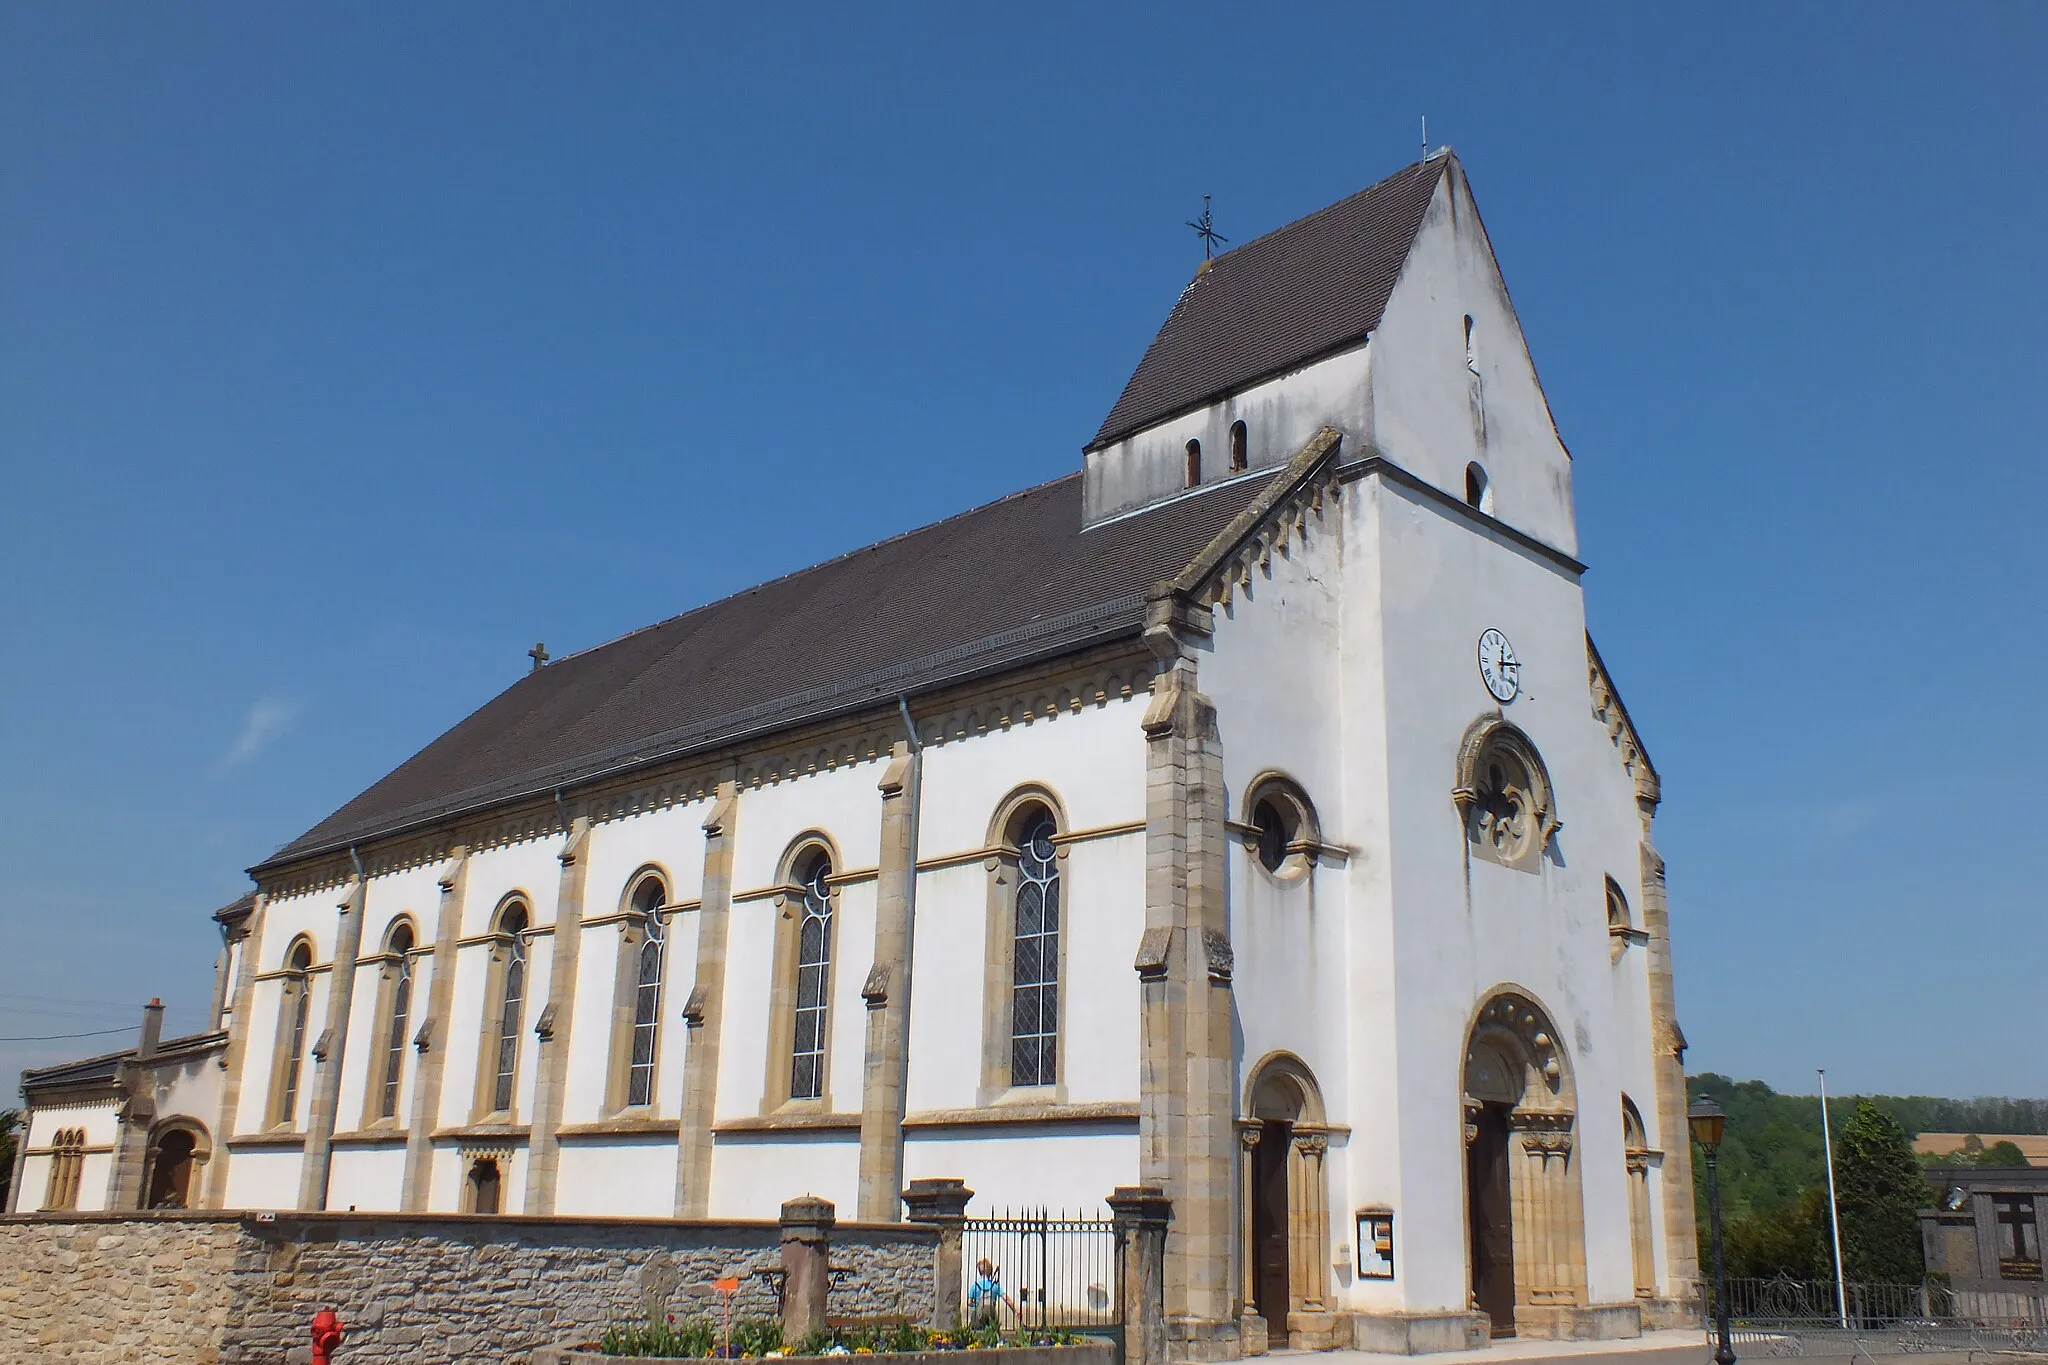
(1084, 344, 1370, 524)
(325, 1144, 407, 1212)
(224, 1148, 304, 1211)
(717, 762, 887, 1123)
(707, 1134, 860, 1219)
(24, 1099, 120, 1150)
(151, 1052, 225, 1142)
(1369, 474, 1650, 1312)
(907, 700, 1149, 1116)
(903, 1131, 1138, 1215)
(559, 800, 712, 1125)
(1367, 163, 1578, 557)
(555, 1138, 682, 1217)
(17, 1154, 53, 1210)
(18, 1101, 119, 1211)
(334, 863, 442, 1131)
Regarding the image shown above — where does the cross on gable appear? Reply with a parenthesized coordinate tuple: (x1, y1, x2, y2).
(529, 641, 550, 671)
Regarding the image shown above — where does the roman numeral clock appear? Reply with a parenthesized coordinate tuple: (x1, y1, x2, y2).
(1477, 628, 1521, 703)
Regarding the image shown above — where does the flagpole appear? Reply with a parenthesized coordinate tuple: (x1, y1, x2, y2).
(1819, 1069, 1849, 1328)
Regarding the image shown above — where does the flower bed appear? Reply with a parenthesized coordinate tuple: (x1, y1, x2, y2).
(532, 1318, 1116, 1365)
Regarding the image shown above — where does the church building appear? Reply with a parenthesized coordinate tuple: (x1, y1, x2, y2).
(10, 152, 1699, 1354)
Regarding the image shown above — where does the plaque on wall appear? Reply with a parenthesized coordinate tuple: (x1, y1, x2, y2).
(1356, 1210, 1395, 1279)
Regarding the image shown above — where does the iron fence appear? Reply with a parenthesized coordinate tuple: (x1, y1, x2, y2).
(960, 1208, 1120, 1333)
(1698, 1276, 2048, 1356)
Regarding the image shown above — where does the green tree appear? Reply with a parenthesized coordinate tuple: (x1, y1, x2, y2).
(1724, 1184, 1829, 1280)
(1975, 1139, 2029, 1167)
(1833, 1100, 1925, 1284)
(0, 1109, 17, 1210)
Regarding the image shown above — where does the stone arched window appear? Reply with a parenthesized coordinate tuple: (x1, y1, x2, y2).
(1622, 1095, 1657, 1297)
(269, 936, 316, 1129)
(767, 841, 837, 1107)
(362, 918, 417, 1125)
(475, 899, 530, 1120)
(610, 870, 669, 1111)
(1230, 420, 1249, 472)
(143, 1118, 211, 1210)
(1186, 438, 1203, 488)
(1239, 773, 1322, 882)
(1453, 720, 1558, 873)
(979, 790, 1069, 1098)
(43, 1127, 86, 1210)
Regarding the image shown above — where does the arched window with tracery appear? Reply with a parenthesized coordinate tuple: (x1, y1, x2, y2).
(1011, 811, 1061, 1088)
(789, 852, 833, 1102)
(624, 873, 667, 1109)
(375, 922, 415, 1121)
(1454, 721, 1557, 874)
(477, 901, 529, 1119)
(270, 938, 315, 1128)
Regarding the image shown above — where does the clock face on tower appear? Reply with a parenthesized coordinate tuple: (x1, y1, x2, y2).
(1477, 628, 1520, 703)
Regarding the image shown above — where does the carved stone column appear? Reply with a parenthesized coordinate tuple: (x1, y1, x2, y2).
(859, 738, 922, 1220)
(299, 875, 368, 1210)
(1110, 1185, 1173, 1365)
(524, 815, 592, 1214)
(780, 1195, 836, 1342)
(401, 847, 468, 1210)
(1507, 1109, 1586, 1311)
(1288, 1131, 1330, 1314)
(1626, 1149, 1658, 1297)
(903, 1177, 973, 1327)
(675, 781, 739, 1217)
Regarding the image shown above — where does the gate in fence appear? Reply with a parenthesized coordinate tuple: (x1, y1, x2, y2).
(1699, 1276, 2048, 1356)
(960, 1208, 1123, 1357)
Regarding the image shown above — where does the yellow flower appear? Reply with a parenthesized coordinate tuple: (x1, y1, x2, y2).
(854, 1349, 874, 1355)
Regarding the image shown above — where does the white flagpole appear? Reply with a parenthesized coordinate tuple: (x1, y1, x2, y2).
(1819, 1069, 1849, 1328)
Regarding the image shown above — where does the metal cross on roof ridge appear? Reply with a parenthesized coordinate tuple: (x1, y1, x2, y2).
(1186, 195, 1227, 261)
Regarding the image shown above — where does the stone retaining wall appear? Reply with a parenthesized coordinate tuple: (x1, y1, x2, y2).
(0, 1210, 937, 1365)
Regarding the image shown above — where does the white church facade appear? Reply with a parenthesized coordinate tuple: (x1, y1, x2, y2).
(11, 152, 1699, 1354)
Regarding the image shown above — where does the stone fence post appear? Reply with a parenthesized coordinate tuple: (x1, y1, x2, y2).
(902, 1178, 974, 1328)
(780, 1196, 836, 1343)
(1109, 1185, 1171, 1365)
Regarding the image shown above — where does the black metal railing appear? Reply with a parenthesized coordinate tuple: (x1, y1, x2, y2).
(960, 1208, 1120, 1332)
(1697, 1276, 2048, 1356)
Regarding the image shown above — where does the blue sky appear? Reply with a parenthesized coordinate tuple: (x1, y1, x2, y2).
(2, 5, 2042, 1102)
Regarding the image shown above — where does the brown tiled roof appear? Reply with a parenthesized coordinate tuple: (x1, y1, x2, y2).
(1088, 155, 1448, 450)
(259, 472, 1275, 871)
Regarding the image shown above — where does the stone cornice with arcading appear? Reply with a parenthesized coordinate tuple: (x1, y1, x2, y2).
(1156, 426, 1348, 615)
(1586, 633, 1660, 805)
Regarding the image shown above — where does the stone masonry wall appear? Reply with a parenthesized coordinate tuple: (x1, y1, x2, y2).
(0, 1212, 938, 1365)
(0, 1216, 245, 1363)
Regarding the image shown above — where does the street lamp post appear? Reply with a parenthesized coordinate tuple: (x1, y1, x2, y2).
(1689, 1096, 1737, 1365)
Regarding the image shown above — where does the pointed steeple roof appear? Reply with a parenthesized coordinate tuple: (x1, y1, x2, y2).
(1088, 154, 1450, 450)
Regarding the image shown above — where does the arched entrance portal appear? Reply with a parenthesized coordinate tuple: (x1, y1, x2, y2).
(1463, 991, 1587, 1337)
(142, 1119, 210, 1210)
(1239, 1053, 1332, 1346)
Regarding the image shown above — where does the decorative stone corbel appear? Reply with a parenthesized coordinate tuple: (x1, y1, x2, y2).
(1202, 928, 1234, 984)
(681, 984, 710, 1027)
(534, 1003, 557, 1040)
(412, 1016, 435, 1055)
(311, 1027, 335, 1063)
(861, 964, 890, 1009)
(1132, 927, 1173, 982)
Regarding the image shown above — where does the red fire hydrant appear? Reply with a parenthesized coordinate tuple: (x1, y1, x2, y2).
(311, 1308, 345, 1365)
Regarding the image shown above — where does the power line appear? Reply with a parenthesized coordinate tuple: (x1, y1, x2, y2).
(0, 1025, 138, 1043)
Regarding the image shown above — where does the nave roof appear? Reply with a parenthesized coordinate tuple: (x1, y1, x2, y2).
(261, 471, 1273, 871)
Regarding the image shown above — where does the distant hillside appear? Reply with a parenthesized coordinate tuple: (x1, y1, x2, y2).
(1685, 1074, 2046, 1220)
